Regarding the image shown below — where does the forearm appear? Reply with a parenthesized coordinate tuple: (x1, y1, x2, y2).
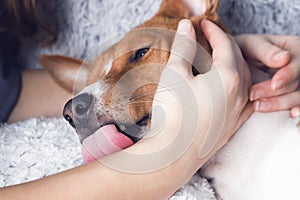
(0, 158, 197, 200)
(8, 70, 72, 123)
(0, 163, 119, 200)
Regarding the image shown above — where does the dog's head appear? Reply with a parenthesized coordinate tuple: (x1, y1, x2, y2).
(40, 0, 223, 162)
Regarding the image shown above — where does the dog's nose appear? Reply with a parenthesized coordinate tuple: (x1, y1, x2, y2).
(63, 93, 94, 128)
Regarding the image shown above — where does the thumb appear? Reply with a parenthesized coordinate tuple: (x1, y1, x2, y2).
(201, 19, 232, 58)
(166, 19, 197, 77)
(201, 19, 242, 74)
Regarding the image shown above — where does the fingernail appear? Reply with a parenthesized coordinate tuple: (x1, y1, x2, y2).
(272, 80, 284, 91)
(292, 107, 300, 118)
(250, 90, 263, 101)
(255, 100, 271, 111)
(274, 51, 288, 62)
(178, 19, 192, 35)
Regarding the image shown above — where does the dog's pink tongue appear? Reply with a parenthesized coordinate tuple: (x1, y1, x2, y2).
(81, 124, 134, 163)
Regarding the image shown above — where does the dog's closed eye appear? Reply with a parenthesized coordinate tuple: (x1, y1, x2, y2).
(129, 47, 150, 62)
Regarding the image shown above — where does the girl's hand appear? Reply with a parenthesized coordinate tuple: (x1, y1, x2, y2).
(99, 20, 253, 199)
(111, 19, 253, 179)
(236, 35, 300, 117)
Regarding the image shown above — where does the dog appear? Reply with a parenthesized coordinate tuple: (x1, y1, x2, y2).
(40, 0, 222, 160)
(40, 0, 300, 199)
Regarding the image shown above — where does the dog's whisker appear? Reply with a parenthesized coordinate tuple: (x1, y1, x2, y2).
(128, 100, 154, 105)
(130, 93, 153, 101)
(129, 97, 154, 103)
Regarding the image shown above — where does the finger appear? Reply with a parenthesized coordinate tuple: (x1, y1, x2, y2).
(254, 91, 300, 112)
(271, 61, 300, 90)
(201, 19, 246, 80)
(235, 35, 290, 68)
(250, 79, 299, 101)
(201, 19, 251, 91)
(166, 19, 197, 77)
(291, 106, 300, 118)
(201, 19, 233, 61)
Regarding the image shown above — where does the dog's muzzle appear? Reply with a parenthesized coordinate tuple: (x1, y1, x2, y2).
(63, 93, 94, 129)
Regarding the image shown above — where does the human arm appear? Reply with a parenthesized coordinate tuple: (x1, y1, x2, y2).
(235, 34, 300, 117)
(7, 69, 72, 123)
(0, 160, 188, 200)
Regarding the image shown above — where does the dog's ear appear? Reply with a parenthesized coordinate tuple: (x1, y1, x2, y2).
(158, 0, 219, 19)
(184, 0, 219, 19)
(39, 54, 89, 94)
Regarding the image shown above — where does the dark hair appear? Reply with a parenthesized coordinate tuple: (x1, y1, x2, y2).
(0, 0, 58, 45)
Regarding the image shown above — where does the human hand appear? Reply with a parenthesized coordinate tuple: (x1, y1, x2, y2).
(77, 19, 253, 200)
(236, 34, 300, 118)
(149, 18, 253, 181)
(191, 19, 253, 161)
(112, 19, 253, 174)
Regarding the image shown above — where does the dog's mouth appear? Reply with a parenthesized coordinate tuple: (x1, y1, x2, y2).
(81, 124, 134, 163)
(81, 114, 151, 163)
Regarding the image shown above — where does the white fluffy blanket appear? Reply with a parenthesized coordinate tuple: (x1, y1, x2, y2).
(0, 117, 216, 199)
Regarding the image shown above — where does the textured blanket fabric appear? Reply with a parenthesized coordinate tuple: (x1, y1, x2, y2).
(1, 0, 300, 199)
(0, 118, 82, 186)
(0, 117, 216, 199)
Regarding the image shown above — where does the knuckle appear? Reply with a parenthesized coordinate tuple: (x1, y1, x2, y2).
(223, 69, 241, 93)
(263, 99, 275, 111)
(231, 69, 241, 84)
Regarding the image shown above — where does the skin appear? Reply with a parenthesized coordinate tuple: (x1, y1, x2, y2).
(0, 20, 252, 200)
(7, 70, 72, 123)
(235, 35, 300, 118)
